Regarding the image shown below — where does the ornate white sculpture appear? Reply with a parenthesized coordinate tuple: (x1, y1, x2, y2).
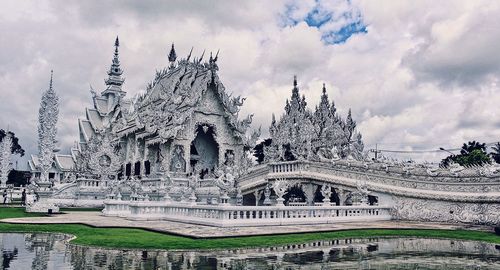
(86, 134, 122, 180)
(37, 71, 59, 182)
(272, 179, 289, 205)
(266, 78, 364, 163)
(320, 184, 333, 205)
(0, 131, 12, 187)
(349, 181, 371, 205)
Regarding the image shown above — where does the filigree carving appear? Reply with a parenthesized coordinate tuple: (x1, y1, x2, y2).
(83, 134, 121, 179)
(391, 196, 500, 225)
(170, 145, 186, 172)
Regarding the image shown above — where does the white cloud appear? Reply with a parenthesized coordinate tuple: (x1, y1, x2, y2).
(1, 0, 500, 169)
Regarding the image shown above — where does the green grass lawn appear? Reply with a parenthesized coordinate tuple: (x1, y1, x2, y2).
(1, 207, 499, 250)
(0, 207, 46, 219)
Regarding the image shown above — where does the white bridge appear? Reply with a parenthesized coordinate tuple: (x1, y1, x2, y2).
(101, 159, 500, 227)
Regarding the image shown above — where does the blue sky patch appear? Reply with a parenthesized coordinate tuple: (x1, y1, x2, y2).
(280, 0, 367, 45)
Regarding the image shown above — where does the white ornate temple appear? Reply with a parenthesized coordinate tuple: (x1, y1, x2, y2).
(26, 37, 500, 227)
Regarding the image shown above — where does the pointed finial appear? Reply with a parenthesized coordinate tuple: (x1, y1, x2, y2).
(168, 43, 177, 63)
(293, 75, 297, 87)
(114, 36, 120, 57)
(49, 70, 54, 90)
(187, 47, 193, 61)
(199, 50, 205, 62)
(105, 36, 124, 88)
(214, 49, 219, 62)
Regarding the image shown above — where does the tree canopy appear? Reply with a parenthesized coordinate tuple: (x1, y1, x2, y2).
(253, 138, 272, 164)
(490, 142, 500, 164)
(440, 141, 491, 167)
(0, 129, 25, 157)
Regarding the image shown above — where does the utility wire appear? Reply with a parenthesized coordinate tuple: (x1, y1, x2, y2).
(370, 141, 500, 154)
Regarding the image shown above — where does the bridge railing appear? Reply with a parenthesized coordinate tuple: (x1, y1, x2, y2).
(259, 160, 500, 193)
(270, 160, 305, 173)
(103, 200, 391, 227)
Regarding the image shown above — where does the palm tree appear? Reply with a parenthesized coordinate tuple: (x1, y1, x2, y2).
(490, 142, 500, 164)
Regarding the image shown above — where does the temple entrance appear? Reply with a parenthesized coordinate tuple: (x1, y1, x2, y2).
(190, 125, 219, 178)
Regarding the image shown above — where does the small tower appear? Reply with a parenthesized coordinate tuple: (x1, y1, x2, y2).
(290, 75, 301, 112)
(168, 43, 177, 69)
(102, 36, 126, 98)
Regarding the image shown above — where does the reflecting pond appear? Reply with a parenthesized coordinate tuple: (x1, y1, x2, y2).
(1, 233, 500, 269)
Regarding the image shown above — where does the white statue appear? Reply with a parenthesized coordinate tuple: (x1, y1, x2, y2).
(272, 179, 289, 205)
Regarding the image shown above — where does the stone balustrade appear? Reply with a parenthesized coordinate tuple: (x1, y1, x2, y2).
(270, 161, 305, 173)
(78, 179, 104, 188)
(102, 200, 130, 217)
(288, 202, 307, 206)
(102, 200, 391, 227)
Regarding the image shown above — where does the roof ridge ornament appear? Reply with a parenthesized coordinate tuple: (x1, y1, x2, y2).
(209, 50, 220, 71)
(168, 43, 177, 69)
(187, 47, 193, 62)
(199, 49, 205, 63)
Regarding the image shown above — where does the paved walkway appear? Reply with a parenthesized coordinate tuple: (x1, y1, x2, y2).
(0, 212, 492, 238)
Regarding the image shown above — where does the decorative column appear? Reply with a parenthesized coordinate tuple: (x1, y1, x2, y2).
(143, 141, 149, 177)
(133, 135, 139, 176)
(0, 132, 12, 188)
(37, 71, 59, 183)
(125, 135, 130, 162)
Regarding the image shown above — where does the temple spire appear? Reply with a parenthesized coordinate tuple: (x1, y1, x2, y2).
(103, 36, 125, 97)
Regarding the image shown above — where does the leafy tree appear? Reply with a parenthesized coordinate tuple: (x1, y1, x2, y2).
(490, 142, 500, 164)
(7, 170, 31, 187)
(253, 138, 272, 164)
(0, 129, 25, 157)
(440, 141, 491, 168)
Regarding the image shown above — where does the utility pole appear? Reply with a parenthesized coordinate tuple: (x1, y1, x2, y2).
(370, 144, 381, 161)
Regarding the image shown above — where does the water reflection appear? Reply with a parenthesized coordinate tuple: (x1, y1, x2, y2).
(1, 232, 500, 269)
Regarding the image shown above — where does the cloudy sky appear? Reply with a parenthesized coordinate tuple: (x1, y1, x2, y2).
(2, 0, 500, 168)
